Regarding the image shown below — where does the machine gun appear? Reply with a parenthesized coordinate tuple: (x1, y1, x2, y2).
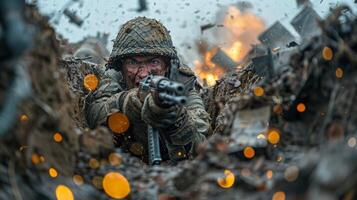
(140, 75, 187, 107)
(139, 74, 187, 165)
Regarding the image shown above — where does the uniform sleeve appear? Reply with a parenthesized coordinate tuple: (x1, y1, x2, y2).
(84, 69, 127, 128)
(163, 88, 212, 160)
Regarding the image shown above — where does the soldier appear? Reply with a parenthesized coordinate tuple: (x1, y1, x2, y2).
(85, 17, 211, 164)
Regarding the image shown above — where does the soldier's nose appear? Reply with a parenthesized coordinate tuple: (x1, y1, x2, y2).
(138, 68, 149, 79)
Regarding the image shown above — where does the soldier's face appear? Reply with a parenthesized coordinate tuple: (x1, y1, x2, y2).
(122, 56, 167, 89)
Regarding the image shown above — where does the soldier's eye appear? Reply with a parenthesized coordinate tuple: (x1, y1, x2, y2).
(126, 60, 138, 66)
(150, 59, 160, 65)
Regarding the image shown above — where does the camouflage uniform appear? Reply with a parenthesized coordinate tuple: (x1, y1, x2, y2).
(85, 17, 211, 163)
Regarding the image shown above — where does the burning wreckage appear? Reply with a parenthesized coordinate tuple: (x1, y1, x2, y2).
(1, 1, 357, 200)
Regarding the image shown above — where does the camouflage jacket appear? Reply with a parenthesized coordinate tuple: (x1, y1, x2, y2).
(85, 65, 211, 163)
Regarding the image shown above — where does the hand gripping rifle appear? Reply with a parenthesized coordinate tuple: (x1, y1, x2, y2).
(139, 72, 187, 165)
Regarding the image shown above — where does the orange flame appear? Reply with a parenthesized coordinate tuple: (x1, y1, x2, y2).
(194, 6, 265, 86)
(194, 57, 224, 86)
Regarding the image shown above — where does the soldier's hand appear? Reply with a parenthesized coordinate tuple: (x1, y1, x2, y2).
(123, 88, 144, 123)
(141, 94, 181, 129)
(137, 85, 150, 102)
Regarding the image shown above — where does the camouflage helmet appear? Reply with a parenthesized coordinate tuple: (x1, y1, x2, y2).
(108, 17, 178, 68)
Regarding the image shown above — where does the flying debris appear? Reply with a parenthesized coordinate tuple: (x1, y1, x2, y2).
(200, 23, 216, 33)
(291, 6, 321, 39)
(63, 8, 83, 27)
(211, 48, 239, 71)
(258, 21, 295, 50)
(296, 0, 311, 7)
(235, 1, 253, 11)
(135, 0, 148, 12)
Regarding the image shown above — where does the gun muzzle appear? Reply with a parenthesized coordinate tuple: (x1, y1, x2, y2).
(159, 93, 187, 105)
(157, 79, 185, 95)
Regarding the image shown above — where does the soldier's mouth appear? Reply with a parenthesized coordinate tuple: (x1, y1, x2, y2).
(135, 81, 140, 87)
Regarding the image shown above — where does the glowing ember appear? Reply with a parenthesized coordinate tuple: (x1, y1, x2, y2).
(322, 46, 333, 61)
(53, 132, 63, 142)
(55, 185, 74, 200)
(73, 175, 84, 186)
(108, 113, 130, 134)
(243, 146, 255, 159)
(103, 172, 131, 199)
(217, 169, 235, 188)
(31, 153, 41, 165)
(177, 151, 183, 157)
(84, 74, 99, 91)
(253, 86, 264, 97)
(49, 167, 58, 178)
(336, 67, 343, 78)
(20, 114, 29, 122)
(272, 191, 286, 200)
(296, 103, 306, 113)
(267, 129, 280, 145)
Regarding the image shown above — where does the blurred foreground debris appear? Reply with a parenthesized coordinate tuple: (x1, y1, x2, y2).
(0, 0, 34, 59)
(0, 0, 33, 136)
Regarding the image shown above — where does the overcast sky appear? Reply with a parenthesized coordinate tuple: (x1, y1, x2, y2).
(36, 0, 356, 63)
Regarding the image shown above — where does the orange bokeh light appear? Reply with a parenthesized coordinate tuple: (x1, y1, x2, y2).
(73, 175, 84, 186)
(243, 146, 255, 159)
(107, 113, 130, 134)
(55, 185, 74, 200)
(49, 167, 58, 178)
(31, 153, 41, 165)
(253, 86, 264, 97)
(20, 114, 29, 122)
(268, 129, 280, 145)
(103, 172, 131, 199)
(84, 74, 99, 91)
(217, 169, 235, 188)
(272, 191, 286, 200)
(296, 103, 306, 113)
(322, 46, 333, 61)
(335, 67, 343, 78)
(53, 132, 63, 142)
